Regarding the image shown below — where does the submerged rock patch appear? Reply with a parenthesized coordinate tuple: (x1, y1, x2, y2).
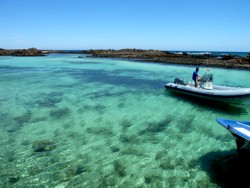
(32, 139, 56, 152)
(14, 112, 32, 125)
(139, 116, 173, 135)
(50, 107, 70, 119)
(113, 160, 126, 177)
(120, 119, 133, 131)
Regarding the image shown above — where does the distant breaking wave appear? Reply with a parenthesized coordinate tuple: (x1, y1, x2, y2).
(171, 51, 249, 57)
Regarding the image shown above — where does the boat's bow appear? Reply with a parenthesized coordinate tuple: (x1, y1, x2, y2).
(216, 118, 250, 142)
(216, 118, 250, 157)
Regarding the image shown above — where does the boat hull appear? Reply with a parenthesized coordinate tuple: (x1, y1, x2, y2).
(165, 83, 250, 103)
(216, 118, 250, 141)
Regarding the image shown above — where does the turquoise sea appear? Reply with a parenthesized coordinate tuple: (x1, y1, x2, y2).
(0, 53, 250, 187)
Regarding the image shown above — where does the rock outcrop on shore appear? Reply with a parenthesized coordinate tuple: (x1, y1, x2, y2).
(1, 48, 249, 69)
(84, 49, 250, 69)
(0, 48, 44, 56)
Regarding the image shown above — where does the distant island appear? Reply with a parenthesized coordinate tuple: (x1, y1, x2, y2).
(1, 48, 250, 69)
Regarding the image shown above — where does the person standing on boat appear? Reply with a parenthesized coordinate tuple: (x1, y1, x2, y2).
(192, 67, 201, 87)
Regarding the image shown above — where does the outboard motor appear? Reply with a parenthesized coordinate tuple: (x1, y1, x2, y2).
(174, 78, 187, 85)
(200, 73, 213, 89)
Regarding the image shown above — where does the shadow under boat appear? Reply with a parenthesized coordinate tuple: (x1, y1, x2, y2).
(165, 90, 247, 115)
(199, 118, 250, 187)
(199, 149, 250, 188)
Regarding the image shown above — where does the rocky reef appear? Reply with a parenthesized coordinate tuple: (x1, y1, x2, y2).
(84, 49, 250, 69)
(0, 48, 44, 56)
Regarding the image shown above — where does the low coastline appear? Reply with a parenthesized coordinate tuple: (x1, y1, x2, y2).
(84, 49, 250, 70)
(0, 48, 44, 56)
(1, 48, 250, 70)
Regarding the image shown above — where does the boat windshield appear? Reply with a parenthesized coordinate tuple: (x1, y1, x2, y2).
(201, 73, 213, 82)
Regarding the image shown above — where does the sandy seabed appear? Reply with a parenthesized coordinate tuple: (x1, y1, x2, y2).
(0, 54, 250, 187)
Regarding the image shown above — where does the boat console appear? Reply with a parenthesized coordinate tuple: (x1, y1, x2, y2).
(200, 73, 213, 90)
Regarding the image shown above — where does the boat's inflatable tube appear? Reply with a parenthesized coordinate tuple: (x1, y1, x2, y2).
(165, 83, 250, 102)
(216, 118, 250, 155)
(216, 118, 250, 141)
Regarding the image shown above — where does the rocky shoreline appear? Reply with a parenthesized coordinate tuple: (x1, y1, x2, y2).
(0, 48, 44, 56)
(84, 49, 250, 70)
(1, 48, 250, 69)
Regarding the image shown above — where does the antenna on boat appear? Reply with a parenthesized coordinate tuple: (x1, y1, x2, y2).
(206, 58, 209, 70)
(205, 57, 211, 74)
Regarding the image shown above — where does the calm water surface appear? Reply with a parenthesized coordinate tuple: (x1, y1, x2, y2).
(0, 54, 250, 187)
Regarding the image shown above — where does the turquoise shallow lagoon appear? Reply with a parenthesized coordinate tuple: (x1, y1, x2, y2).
(0, 54, 250, 187)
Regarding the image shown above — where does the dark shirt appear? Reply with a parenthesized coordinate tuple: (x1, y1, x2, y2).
(192, 71, 199, 81)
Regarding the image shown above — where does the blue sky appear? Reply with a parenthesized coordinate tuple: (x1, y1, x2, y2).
(0, 0, 250, 51)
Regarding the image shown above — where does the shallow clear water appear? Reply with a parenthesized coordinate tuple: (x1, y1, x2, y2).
(0, 54, 250, 187)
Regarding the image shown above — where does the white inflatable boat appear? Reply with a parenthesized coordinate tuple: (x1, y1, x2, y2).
(165, 73, 250, 103)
